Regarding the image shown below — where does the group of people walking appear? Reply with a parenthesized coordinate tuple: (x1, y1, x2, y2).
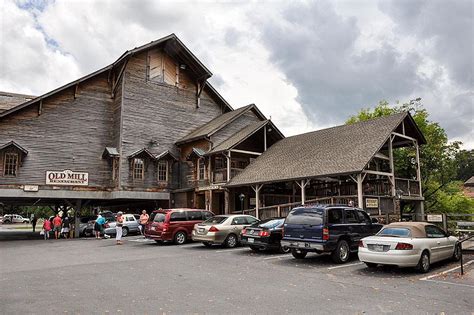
(41, 214, 71, 240)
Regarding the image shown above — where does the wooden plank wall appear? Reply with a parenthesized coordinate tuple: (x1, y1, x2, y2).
(0, 74, 115, 188)
(120, 51, 223, 190)
(210, 111, 262, 147)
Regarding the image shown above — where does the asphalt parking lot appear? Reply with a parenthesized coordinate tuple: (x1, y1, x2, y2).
(1, 236, 473, 314)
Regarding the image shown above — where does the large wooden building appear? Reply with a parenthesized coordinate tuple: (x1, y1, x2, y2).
(0, 34, 282, 217)
(0, 34, 426, 226)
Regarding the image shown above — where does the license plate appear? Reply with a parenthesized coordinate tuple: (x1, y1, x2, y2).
(248, 238, 254, 243)
(374, 244, 384, 252)
(151, 226, 156, 231)
(199, 228, 204, 233)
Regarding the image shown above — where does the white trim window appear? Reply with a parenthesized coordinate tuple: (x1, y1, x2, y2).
(158, 160, 168, 182)
(132, 158, 144, 180)
(198, 158, 206, 180)
(3, 152, 19, 176)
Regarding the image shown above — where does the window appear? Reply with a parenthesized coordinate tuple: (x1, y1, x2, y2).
(357, 211, 371, 224)
(152, 213, 166, 223)
(231, 216, 248, 225)
(4, 152, 18, 176)
(425, 225, 446, 238)
(328, 209, 343, 224)
(202, 211, 213, 220)
(245, 217, 259, 225)
(345, 210, 359, 223)
(286, 208, 324, 225)
(187, 211, 202, 221)
(215, 157, 225, 169)
(158, 160, 168, 182)
(378, 228, 411, 238)
(198, 158, 205, 180)
(170, 211, 187, 222)
(132, 158, 144, 180)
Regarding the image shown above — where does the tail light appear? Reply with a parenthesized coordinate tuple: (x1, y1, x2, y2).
(395, 242, 413, 250)
(358, 241, 365, 248)
(242, 228, 247, 235)
(163, 223, 169, 232)
(258, 230, 270, 237)
(322, 227, 329, 241)
(209, 226, 219, 232)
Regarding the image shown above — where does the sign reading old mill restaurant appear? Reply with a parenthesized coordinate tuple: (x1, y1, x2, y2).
(46, 170, 89, 186)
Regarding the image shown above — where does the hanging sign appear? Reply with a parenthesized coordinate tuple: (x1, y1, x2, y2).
(427, 214, 443, 223)
(46, 170, 89, 186)
(365, 198, 379, 208)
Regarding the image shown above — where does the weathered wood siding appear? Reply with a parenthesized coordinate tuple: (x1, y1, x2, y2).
(210, 111, 262, 147)
(120, 51, 223, 190)
(0, 74, 115, 188)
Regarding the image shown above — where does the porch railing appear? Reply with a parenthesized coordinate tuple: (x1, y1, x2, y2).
(395, 178, 421, 196)
(213, 168, 244, 183)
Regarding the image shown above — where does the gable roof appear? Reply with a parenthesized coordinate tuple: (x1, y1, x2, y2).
(227, 112, 424, 187)
(128, 148, 156, 160)
(0, 34, 232, 119)
(0, 141, 28, 155)
(156, 150, 178, 161)
(0, 91, 35, 114)
(176, 104, 265, 145)
(465, 176, 474, 186)
(207, 120, 269, 154)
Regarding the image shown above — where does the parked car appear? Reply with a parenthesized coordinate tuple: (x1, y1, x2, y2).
(281, 205, 383, 263)
(145, 209, 213, 245)
(83, 212, 116, 236)
(241, 217, 290, 253)
(104, 214, 140, 237)
(358, 222, 461, 273)
(192, 214, 259, 248)
(78, 216, 95, 236)
(2, 214, 30, 224)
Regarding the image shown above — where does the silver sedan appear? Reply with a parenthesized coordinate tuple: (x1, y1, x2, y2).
(358, 222, 461, 273)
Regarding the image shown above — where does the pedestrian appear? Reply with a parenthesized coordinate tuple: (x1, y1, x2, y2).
(95, 214, 106, 239)
(31, 214, 38, 232)
(62, 216, 70, 239)
(116, 211, 124, 245)
(42, 218, 52, 240)
(139, 210, 149, 236)
(52, 214, 62, 239)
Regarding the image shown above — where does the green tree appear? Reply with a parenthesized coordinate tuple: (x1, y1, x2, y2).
(347, 100, 473, 213)
(455, 149, 474, 181)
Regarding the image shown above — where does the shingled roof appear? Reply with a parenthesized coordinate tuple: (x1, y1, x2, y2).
(0, 91, 35, 113)
(465, 176, 474, 186)
(176, 104, 262, 145)
(227, 112, 424, 187)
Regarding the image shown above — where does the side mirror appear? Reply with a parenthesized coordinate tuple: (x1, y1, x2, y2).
(371, 218, 379, 224)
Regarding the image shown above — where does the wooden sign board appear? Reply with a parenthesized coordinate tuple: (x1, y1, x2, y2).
(23, 185, 39, 192)
(365, 198, 379, 208)
(46, 170, 88, 186)
(427, 214, 443, 223)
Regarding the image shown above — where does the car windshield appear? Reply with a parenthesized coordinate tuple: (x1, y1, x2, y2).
(285, 208, 324, 225)
(255, 218, 284, 229)
(203, 216, 228, 224)
(377, 227, 411, 238)
(152, 213, 166, 223)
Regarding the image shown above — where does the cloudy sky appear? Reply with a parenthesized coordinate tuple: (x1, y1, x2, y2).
(1, 0, 472, 148)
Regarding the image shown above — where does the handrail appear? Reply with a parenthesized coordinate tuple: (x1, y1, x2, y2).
(458, 235, 473, 275)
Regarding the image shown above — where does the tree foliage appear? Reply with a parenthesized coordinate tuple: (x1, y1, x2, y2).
(347, 100, 473, 213)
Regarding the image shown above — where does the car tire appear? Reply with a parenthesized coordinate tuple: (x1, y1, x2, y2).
(331, 240, 350, 264)
(417, 251, 430, 273)
(155, 240, 163, 244)
(452, 243, 461, 261)
(202, 242, 213, 248)
(279, 245, 291, 254)
(225, 234, 238, 248)
(122, 227, 129, 237)
(291, 249, 307, 259)
(365, 262, 377, 269)
(174, 231, 187, 245)
(249, 245, 260, 252)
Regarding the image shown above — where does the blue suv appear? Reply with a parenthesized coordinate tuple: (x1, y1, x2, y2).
(281, 205, 383, 263)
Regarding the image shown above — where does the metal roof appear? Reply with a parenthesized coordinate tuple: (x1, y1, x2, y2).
(227, 112, 424, 187)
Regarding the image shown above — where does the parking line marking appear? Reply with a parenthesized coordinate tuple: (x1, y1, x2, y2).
(419, 260, 474, 281)
(215, 248, 249, 253)
(421, 279, 474, 289)
(263, 255, 291, 260)
(327, 262, 364, 270)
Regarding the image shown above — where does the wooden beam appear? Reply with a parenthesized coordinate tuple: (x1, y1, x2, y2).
(362, 170, 393, 177)
(111, 58, 129, 98)
(263, 125, 267, 151)
(388, 136, 395, 197)
(415, 140, 423, 197)
(74, 83, 79, 99)
(38, 99, 43, 116)
(392, 131, 416, 142)
(295, 179, 310, 205)
(251, 184, 263, 218)
(226, 150, 231, 182)
(374, 152, 389, 160)
(357, 173, 363, 209)
(229, 149, 262, 156)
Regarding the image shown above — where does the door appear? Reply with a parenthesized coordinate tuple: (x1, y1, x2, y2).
(186, 211, 204, 236)
(230, 216, 249, 240)
(356, 211, 373, 237)
(344, 209, 364, 250)
(425, 225, 449, 262)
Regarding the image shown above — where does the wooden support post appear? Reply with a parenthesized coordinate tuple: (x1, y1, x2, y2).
(357, 173, 363, 209)
(38, 99, 43, 116)
(74, 199, 82, 238)
(252, 184, 263, 219)
(224, 190, 230, 214)
(415, 140, 422, 197)
(388, 135, 395, 197)
(277, 205, 281, 217)
(226, 151, 231, 182)
(296, 179, 310, 205)
(208, 190, 213, 212)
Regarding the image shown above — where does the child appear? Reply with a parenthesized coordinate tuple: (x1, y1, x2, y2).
(42, 218, 52, 240)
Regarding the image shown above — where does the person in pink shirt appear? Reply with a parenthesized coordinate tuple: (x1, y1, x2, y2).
(52, 214, 62, 239)
(42, 218, 52, 240)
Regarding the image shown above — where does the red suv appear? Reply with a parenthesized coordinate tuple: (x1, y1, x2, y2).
(145, 209, 213, 245)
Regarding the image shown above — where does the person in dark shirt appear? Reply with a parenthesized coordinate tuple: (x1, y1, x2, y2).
(62, 216, 70, 239)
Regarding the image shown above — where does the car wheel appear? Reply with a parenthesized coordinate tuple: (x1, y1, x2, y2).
(202, 242, 213, 248)
(174, 231, 187, 245)
(249, 245, 260, 252)
(155, 240, 163, 244)
(452, 244, 461, 261)
(122, 227, 129, 237)
(279, 245, 291, 254)
(365, 262, 377, 269)
(291, 249, 307, 259)
(417, 251, 430, 273)
(331, 240, 350, 264)
(225, 234, 238, 248)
